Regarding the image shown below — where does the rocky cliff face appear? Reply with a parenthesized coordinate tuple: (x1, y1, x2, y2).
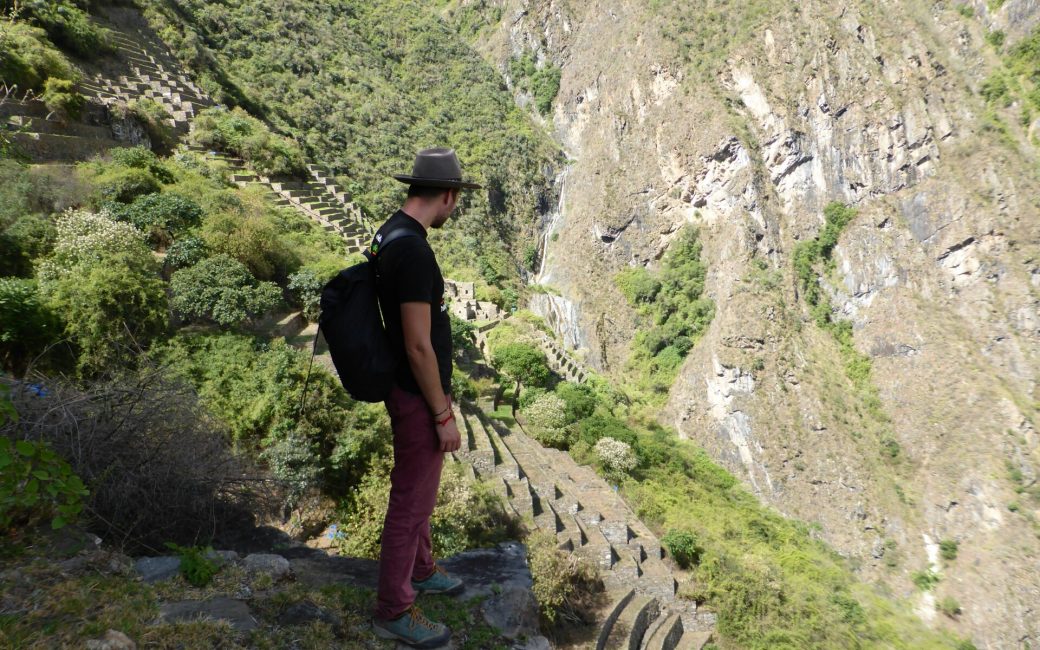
(465, 0, 1040, 646)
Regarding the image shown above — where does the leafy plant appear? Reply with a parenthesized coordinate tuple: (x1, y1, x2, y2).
(491, 342, 552, 388)
(0, 436, 88, 535)
(170, 254, 281, 327)
(286, 267, 326, 322)
(939, 539, 959, 561)
(939, 596, 961, 618)
(41, 77, 84, 119)
(0, 278, 61, 376)
(912, 569, 941, 591)
(109, 192, 204, 250)
(165, 542, 220, 587)
(662, 528, 702, 569)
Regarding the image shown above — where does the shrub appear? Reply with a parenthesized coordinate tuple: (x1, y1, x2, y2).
(155, 333, 392, 501)
(0, 21, 76, 92)
(594, 436, 637, 483)
(524, 392, 568, 430)
(170, 254, 282, 327)
(36, 208, 147, 283)
(662, 529, 702, 569)
(0, 278, 62, 376)
(491, 342, 552, 388)
(286, 268, 325, 321)
(90, 166, 162, 205)
(41, 77, 85, 120)
(109, 192, 204, 250)
(575, 413, 638, 448)
(200, 210, 297, 281)
(0, 436, 88, 540)
(190, 107, 305, 176)
(939, 539, 959, 561)
(911, 569, 940, 591)
(20, 0, 113, 60)
(128, 98, 175, 153)
(164, 235, 208, 270)
(165, 542, 221, 588)
(526, 529, 603, 628)
(44, 251, 168, 373)
(2, 370, 262, 552)
(939, 596, 961, 618)
(615, 266, 660, 306)
(554, 381, 597, 422)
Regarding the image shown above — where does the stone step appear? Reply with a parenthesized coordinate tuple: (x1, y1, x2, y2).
(0, 100, 53, 120)
(603, 594, 659, 650)
(504, 477, 536, 522)
(596, 589, 636, 650)
(672, 631, 714, 650)
(9, 132, 130, 162)
(641, 612, 683, 650)
(459, 409, 495, 477)
(4, 116, 111, 140)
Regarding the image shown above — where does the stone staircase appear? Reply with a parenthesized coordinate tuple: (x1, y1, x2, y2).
(76, 27, 213, 134)
(1, 96, 136, 162)
(535, 330, 589, 384)
(182, 145, 373, 257)
(453, 398, 716, 650)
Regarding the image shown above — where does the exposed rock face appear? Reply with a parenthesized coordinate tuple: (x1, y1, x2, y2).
(470, 0, 1040, 646)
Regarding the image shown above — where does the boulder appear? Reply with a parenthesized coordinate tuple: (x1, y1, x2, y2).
(242, 553, 291, 580)
(85, 629, 136, 650)
(134, 556, 181, 583)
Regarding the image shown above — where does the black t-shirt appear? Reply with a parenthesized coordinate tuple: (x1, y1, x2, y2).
(374, 210, 453, 395)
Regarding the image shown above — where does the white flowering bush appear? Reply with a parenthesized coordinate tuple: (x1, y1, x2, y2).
(37, 208, 147, 285)
(594, 436, 637, 483)
(523, 392, 572, 448)
(524, 393, 567, 430)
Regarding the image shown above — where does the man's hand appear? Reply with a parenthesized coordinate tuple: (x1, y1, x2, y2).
(435, 417, 462, 453)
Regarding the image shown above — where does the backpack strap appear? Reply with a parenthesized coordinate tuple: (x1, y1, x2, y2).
(366, 227, 421, 262)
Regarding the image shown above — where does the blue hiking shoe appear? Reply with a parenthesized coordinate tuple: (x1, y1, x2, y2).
(372, 606, 451, 648)
(411, 565, 465, 596)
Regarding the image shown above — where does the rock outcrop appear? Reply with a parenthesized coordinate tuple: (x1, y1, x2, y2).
(468, 1, 1040, 646)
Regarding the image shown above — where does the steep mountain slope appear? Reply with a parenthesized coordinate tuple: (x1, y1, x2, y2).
(455, 0, 1040, 646)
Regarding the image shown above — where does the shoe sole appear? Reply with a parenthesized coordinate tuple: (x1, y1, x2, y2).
(371, 623, 451, 648)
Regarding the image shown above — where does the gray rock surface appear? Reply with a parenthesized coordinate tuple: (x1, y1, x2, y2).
(276, 600, 342, 628)
(242, 553, 290, 579)
(158, 597, 257, 632)
(134, 556, 181, 583)
(480, 587, 540, 639)
(85, 629, 136, 650)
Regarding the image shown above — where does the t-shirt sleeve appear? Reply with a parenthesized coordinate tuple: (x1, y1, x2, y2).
(385, 241, 438, 305)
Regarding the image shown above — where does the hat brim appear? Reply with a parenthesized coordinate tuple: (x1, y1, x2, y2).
(393, 174, 482, 190)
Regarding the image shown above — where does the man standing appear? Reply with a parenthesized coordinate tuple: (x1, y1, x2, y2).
(370, 148, 481, 648)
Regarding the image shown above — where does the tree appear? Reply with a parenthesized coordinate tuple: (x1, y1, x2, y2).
(170, 254, 281, 327)
(491, 342, 551, 388)
(45, 252, 168, 373)
(0, 278, 61, 376)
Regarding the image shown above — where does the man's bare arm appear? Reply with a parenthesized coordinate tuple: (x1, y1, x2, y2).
(401, 301, 461, 452)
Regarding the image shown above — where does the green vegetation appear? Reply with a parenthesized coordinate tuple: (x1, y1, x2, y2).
(662, 529, 702, 569)
(41, 77, 84, 119)
(980, 27, 1040, 131)
(615, 226, 714, 397)
(165, 542, 220, 588)
(526, 529, 602, 628)
(190, 107, 306, 177)
(0, 437, 88, 538)
(0, 18, 78, 92)
(939, 539, 959, 561)
(170, 255, 282, 327)
(491, 341, 552, 389)
(4, 0, 113, 60)
(912, 568, 941, 591)
(939, 596, 962, 618)
(955, 4, 975, 18)
(509, 52, 562, 115)
(136, 0, 559, 301)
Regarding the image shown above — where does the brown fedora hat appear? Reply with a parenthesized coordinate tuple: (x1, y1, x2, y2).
(393, 147, 483, 190)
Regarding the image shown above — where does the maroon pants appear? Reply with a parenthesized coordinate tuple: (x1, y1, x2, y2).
(375, 385, 445, 620)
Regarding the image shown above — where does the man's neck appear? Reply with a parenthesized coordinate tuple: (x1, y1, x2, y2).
(400, 200, 437, 230)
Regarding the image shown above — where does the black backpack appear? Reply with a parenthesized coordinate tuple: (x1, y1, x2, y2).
(316, 229, 420, 402)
